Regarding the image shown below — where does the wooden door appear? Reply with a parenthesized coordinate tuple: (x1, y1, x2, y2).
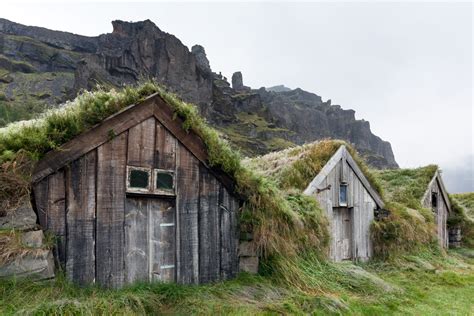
(335, 207, 353, 260)
(125, 197, 176, 284)
(150, 198, 176, 282)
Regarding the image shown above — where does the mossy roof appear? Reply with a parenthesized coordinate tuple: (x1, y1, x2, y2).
(451, 193, 474, 219)
(373, 165, 438, 210)
(243, 139, 383, 196)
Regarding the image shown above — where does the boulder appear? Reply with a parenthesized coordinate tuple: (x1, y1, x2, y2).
(0, 249, 55, 280)
(239, 256, 259, 274)
(0, 202, 37, 230)
(21, 230, 45, 248)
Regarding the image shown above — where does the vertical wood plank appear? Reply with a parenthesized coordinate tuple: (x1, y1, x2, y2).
(65, 150, 96, 285)
(96, 132, 127, 288)
(127, 117, 156, 168)
(33, 178, 49, 229)
(220, 186, 238, 279)
(124, 197, 149, 283)
(198, 167, 221, 283)
(155, 122, 177, 170)
(176, 144, 200, 284)
(150, 198, 176, 282)
(47, 171, 66, 268)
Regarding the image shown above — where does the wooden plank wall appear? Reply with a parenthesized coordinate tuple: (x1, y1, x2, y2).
(32, 117, 240, 287)
(65, 150, 96, 285)
(314, 158, 376, 262)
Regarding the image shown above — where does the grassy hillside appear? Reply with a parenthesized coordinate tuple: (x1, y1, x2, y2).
(452, 193, 474, 219)
(0, 249, 472, 315)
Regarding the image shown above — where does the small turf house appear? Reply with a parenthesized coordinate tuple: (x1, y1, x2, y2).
(376, 166, 452, 249)
(303, 145, 384, 262)
(245, 142, 384, 262)
(420, 169, 451, 248)
(31, 93, 241, 288)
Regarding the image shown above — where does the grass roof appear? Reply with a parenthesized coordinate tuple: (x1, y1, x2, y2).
(451, 193, 474, 219)
(243, 139, 383, 196)
(373, 165, 438, 210)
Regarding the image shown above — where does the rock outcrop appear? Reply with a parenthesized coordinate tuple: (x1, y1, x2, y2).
(0, 18, 398, 168)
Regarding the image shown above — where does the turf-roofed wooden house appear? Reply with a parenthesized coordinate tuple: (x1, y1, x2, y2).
(303, 145, 384, 262)
(377, 166, 451, 248)
(31, 93, 240, 288)
(245, 142, 384, 262)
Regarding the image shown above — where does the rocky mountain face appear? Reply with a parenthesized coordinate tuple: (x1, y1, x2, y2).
(0, 18, 398, 168)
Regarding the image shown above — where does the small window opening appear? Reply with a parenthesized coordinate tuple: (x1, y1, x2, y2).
(156, 172, 174, 190)
(431, 192, 438, 209)
(339, 183, 348, 206)
(127, 166, 151, 193)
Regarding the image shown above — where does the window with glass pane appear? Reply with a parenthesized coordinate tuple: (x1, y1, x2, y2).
(339, 183, 348, 206)
(155, 171, 174, 192)
(129, 169, 150, 189)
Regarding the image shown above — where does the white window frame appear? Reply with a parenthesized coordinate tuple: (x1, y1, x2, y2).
(339, 182, 348, 207)
(153, 169, 175, 196)
(126, 166, 152, 193)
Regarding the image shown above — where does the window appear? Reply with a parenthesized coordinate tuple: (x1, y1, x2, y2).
(154, 169, 175, 194)
(127, 166, 175, 195)
(339, 183, 348, 206)
(127, 167, 151, 193)
(431, 192, 438, 209)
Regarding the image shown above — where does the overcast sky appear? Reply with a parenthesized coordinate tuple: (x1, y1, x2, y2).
(2, 1, 473, 191)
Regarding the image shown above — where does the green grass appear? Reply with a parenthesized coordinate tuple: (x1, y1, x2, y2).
(452, 193, 474, 219)
(374, 165, 438, 210)
(1, 249, 472, 315)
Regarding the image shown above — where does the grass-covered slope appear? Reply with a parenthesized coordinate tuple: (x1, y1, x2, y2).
(1, 249, 473, 315)
(452, 193, 474, 219)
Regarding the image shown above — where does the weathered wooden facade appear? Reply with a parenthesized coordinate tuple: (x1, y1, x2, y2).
(421, 169, 451, 248)
(31, 94, 240, 288)
(304, 146, 384, 262)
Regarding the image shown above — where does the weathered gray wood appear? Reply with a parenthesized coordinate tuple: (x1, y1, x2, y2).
(33, 178, 48, 229)
(155, 121, 177, 170)
(96, 132, 127, 288)
(47, 170, 66, 268)
(127, 117, 156, 168)
(176, 143, 200, 284)
(198, 167, 221, 283)
(220, 186, 238, 279)
(304, 146, 344, 196)
(65, 150, 96, 285)
(125, 197, 149, 283)
(150, 198, 176, 282)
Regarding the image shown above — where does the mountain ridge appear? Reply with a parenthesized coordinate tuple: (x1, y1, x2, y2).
(0, 18, 398, 168)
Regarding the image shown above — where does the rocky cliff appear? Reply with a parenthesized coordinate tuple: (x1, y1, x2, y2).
(0, 18, 398, 168)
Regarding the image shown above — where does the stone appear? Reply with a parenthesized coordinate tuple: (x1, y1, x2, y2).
(239, 241, 258, 257)
(232, 72, 244, 90)
(239, 256, 259, 274)
(191, 45, 212, 74)
(0, 249, 55, 280)
(0, 201, 37, 230)
(21, 230, 44, 248)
